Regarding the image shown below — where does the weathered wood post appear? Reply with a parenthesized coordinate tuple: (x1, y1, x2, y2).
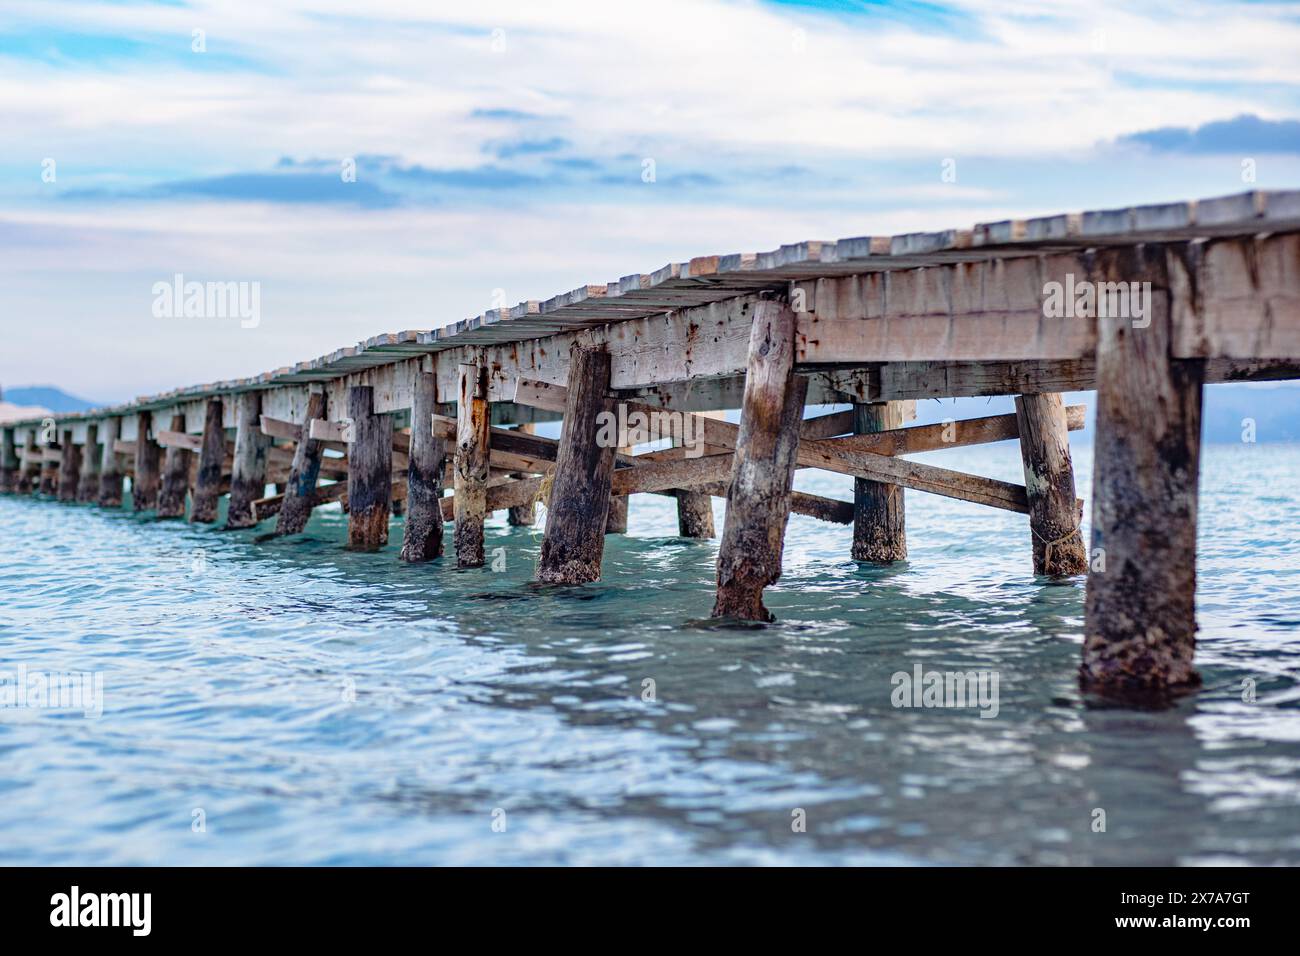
(190, 398, 226, 524)
(851, 402, 907, 562)
(400, 372, 446, 562)
(1015, 393, 1087, 576)
(1082, 245, 1204, 698)
(226, 392, 270, 529)
(76, 423, 100, 503)
(454, 362, 490, 567)
(20, 431, 40, 494)
(132, 411, 161, 512)
(346, 385, 392, 551)
(275, 391, 327, 536)
(97, 418, 123, 507)
(506, 423, 537, 527)
(605, 444, 632, 533)
(712, 300, 808, 621)
(39, 429, 57, 495)
(0, 427, 18, 493)
(57, 428, 81, 501)
(675, 490, 715, 537)
(157, 413, 192, 518)
(536, 345, 617, 584)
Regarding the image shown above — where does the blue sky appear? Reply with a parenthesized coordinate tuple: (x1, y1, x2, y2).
(2, 0, 1299, 400)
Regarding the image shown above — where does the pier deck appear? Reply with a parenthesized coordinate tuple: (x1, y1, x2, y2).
(4, 189, 1299, 701)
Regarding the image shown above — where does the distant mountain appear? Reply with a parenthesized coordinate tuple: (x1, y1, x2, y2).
(1, 386, 102, 413)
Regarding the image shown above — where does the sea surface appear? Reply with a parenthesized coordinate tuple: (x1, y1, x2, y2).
(1, 441, 1298, 866)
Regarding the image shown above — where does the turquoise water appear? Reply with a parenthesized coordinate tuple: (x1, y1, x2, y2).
(1, 442, 1298, 865)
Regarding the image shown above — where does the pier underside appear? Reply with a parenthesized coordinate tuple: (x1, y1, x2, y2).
(5, 190, 1299, 702)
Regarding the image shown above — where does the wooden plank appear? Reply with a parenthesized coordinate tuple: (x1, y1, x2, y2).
(156, 430, 203, 452)
(515, 375, 1059, 514)
(190, 399, 225, 524)
(1015, 394, 1087, 576)
(536, 346, 618, 584)
(1083, 244, 1203, 699)
(454, 363, 490, 567)
(713, 300, 807, 621)
(400, 372, 445, 562)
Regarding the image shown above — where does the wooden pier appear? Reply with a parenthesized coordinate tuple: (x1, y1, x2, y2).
(3, 190, 1298, 702)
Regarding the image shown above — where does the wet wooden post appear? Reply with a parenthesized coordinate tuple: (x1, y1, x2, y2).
(851, 402, 907, 562)
(276, 391, 327, 536)
(506, 423, 537, 527)
(226, 392, 270, 529)
(20, 432, 40, 494)
(190, 398, 225, 524)
(346, 385, 392, 552)
(97, 418, 123, 507)
(400, 372, 446, 561)
(57, 428, 81, 501)
(76, 423, 100, 503)
(454, 362, 490, 567)
(1015, 393, 1087, 576)
(605, 445, 632, 533)
(132, 411, 161, 512)
(675, 490, 715, 537)
(1082, 245, 1204, 698)
(536, 345, 617, 584)
(712, 300, 808, 621)
(157, 413, 192, 518)
(0, 427, 18, 493)
(39, 430, 57, 495)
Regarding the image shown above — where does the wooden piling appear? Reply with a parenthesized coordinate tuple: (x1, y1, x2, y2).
(20, 432, 39, 494)
(606, 445, 632, 533)
(57, 429, 81, 501)
(275, 391, 327, 536)
(226, 393, 271, 529)
(1082, 245, 1204, 698)
(851, 402, 907, 563)
(536, 346, 617, 585)
(713, 301, 808, 621)
(1014, 393, 1087, 576)
(97, 417, 123, 507)
(76, 423, 100, 503)
(506, 423, 537, 527)
(346, 386, 392, 551)
(453, 363, 490, 567)
(400, 372, 446, 562)
(675, 490, 715, 538)
(156, 413, 192, 518)
(0, 427, 17, 493)
(190, 398, 226, 524)
(132, 411, 161, 512)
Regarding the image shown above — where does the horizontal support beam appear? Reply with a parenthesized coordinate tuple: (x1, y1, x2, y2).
(513, 377, 1071, 514)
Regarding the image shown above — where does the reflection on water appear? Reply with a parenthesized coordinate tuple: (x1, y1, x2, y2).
(0, 443, 1298, 865)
